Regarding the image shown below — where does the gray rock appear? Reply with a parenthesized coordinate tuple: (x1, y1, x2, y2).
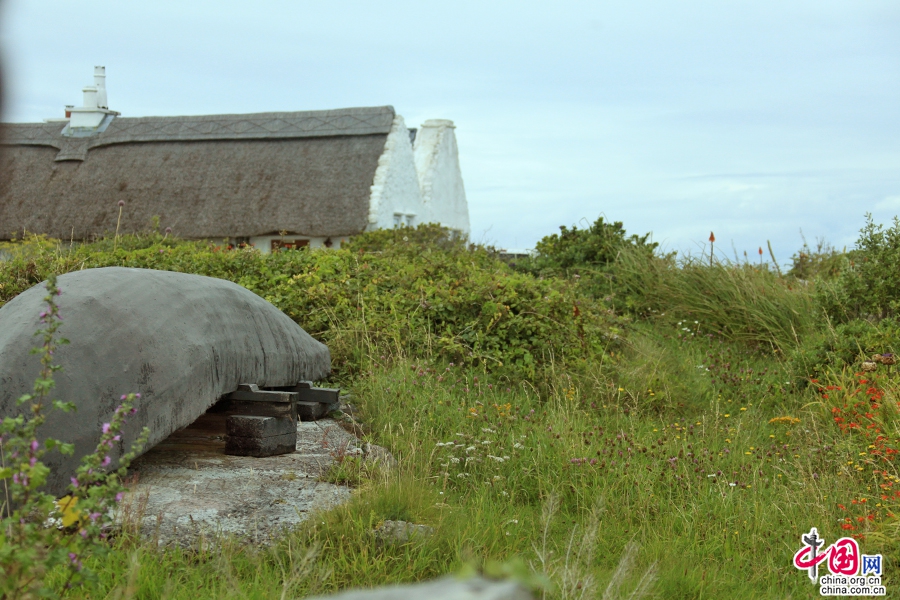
(302, 576, 533, 600)
(363, 442, 398, 470)
(0, 267, 330, 497)
(121, 418, 359, 547)
(226, 415, 296, 438)
(372, 519, 434, 545)
(225, 431, 297, 457)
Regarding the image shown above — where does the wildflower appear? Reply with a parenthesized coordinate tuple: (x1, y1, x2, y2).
(70, 477, 79, 488)
(102, 423, 111, 434)
(101, 456, 111, 467)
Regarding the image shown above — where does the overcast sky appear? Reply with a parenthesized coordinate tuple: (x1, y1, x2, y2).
(2, 1, 898, 263)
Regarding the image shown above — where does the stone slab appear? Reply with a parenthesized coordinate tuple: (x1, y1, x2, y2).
(121, 418, 383, 546)
(225, 432, 297, 457)
(226, 415, 296, 438)
(297, 401, 331, 421)
(297, 386, 340, 405)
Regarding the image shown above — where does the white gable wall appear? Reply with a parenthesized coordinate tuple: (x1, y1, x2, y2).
(367, 115, 424, 231)
(413, 120, 470, 236)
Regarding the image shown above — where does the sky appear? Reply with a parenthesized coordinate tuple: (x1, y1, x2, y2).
(2, 1, 898, 264)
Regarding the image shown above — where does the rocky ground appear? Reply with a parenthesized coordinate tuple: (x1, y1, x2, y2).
(120, 411, 385, 547)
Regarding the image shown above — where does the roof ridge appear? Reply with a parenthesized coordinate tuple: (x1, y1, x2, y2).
(1, 106, 396, 161)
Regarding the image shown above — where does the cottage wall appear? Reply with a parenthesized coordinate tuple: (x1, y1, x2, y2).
(366, 115, 423, 231)
(413, 120, 470, 235)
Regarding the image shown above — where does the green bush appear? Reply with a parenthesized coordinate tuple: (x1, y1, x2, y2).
(786, 237, 846, 281)
(789, 316, 900, 379)
(512, 216, 666, 314)
(0, 227, 624, 383)
(818, 214, 900, 323)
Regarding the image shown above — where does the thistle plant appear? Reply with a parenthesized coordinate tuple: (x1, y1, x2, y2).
(0, 274, 149, 599)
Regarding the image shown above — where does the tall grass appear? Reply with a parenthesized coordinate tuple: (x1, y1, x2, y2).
(610, 246, 817, 350)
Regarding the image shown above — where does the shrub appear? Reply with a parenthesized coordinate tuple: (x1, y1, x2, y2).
(786, 236, 845, 281)
(818, 214, 900, 323)
(512, 216, 666, 315)
(0, 228, 624, 384)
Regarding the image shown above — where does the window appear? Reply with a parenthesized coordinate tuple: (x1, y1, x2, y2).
(271, 239, 309, 251)
(394, 213, 416, 227)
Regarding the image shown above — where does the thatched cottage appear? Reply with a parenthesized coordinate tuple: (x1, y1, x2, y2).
(0, 67, 470, 251)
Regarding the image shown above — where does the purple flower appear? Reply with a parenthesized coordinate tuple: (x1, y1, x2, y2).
(113, 435, 121, 442)
(102, 423, 111, 434)
(89, 512, 101, 522)
(30, 439, 39, 452)
(29, 457, 37, 467)
(135, 393, 141, 399)
(130, 407, 137, 415)
(115, 492, 124, 503)
(120, 395, 127, 401)
(79, 529, 88, 539)
(101, 456, 111, 467)
(70, 477, 79, 488)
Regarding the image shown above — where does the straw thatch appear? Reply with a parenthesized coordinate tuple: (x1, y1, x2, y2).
(0, 106, 395, 240)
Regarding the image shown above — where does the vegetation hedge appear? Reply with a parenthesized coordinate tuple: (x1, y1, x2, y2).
(0, 226, 624, 383)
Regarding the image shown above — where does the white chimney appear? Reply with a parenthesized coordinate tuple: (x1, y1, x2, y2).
(82, 85, 98, 109)
(64, 66, 119, 132)
(93, 66, 108, 109)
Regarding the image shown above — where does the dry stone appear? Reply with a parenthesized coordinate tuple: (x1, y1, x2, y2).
(372, 520, 434, 545)
(121, 418, 362, 546)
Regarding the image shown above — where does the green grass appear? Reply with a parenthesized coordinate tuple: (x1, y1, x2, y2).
(2, 231, 896, 598)
(55, 330, 896, 599)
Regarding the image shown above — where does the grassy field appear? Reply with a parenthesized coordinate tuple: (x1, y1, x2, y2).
(1, 223, 898, 598)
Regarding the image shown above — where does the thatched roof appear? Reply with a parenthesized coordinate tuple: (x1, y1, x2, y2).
(0, 106, 395, 240)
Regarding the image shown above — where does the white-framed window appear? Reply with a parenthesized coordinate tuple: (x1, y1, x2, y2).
(394, 212, 416, 227)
